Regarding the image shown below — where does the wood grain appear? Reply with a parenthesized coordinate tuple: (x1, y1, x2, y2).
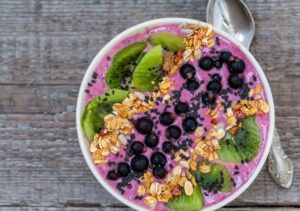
(0, 0, 299, 210)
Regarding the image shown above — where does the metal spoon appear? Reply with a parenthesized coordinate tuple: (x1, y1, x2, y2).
(206, 0, 293, 188)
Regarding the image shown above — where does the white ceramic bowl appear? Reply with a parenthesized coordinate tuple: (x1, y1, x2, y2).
(76, 18, 275, 211)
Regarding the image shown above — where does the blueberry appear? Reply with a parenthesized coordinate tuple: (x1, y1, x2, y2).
(106, 170, 119, 181)
(202, 92, 216, 106)
(130, 141, 145, 155)
(212, 73, 221, 82)
(153, 166, 167, 179)
(219, 51, 232, 63)
(214, 60, 223, 69)
(166, 125, 182, 140)
(117, 162, 131, 177)
(162, 141, 174, 154)
(135, 117, 153, 134)
(159, 112, 175, 126)
(180, 64, 196, 79)
(131, 155, 149, 172)
(182, 117, 197, 132)
(145, 132, 159, 148)
(186, 79, 200, 92)
(174, 101, 189, 115)
(150, 151, 167, 167)
(228, 58, 245, 74)
(199, 56, 214, 71)
(228, 74, 244, 89)
(207, 80, 222, 94)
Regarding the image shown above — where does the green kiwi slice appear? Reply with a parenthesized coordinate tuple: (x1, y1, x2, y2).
(216, 116, 260, 163)
(192, 163, 233, 193)
(132, 45, 164, 91)
(217, 133, 241, 163)
(167, 185, 204, 211)
(105, 42, 147, 88)
(81, 89, 128, 142)
(147, 32, 186, 52)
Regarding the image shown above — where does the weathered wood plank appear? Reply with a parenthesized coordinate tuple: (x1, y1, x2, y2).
(0, 85, 78, 114)
(0, 113, 299, 208)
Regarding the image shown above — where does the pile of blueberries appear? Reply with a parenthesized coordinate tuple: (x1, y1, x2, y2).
(181, 51, 245, 107)
(107, 51, 245, 181)
(107, 101, 198, 180)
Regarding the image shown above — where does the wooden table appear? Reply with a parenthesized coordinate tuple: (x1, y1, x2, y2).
(0, 0, 299, 210)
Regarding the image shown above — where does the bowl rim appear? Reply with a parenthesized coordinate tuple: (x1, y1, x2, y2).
(76, 18, 275, 211)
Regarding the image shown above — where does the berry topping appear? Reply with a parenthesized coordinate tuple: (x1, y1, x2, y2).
(145, 132, 159, 148)
(135, 117, 153, 134)
(130, 141, 145, 155)
(228, 58, 245, 74)
(159, 112, 176, 126)
(212, 73, 221, 82)
(228, 74, 244, 89)
(117, 162, 131, 177)
(174, 101, 189, 115)
(214, 60, 223, 69)
(153, 166, 167, 179)
(207, 80, 222, 94)
(199, 56, 214, 71)
(186, 79, 200, 92)
(131, 155, 149, 172)
(150, 151, 167, 167)
(162, 141, 174, 154)
(182, 117, 198, 132)
(202, 92, 216, 107)
(106, 170, 119, 181)
(180, 64, 196, 79)
(166, 125, 182, 140)
(219, 51, 233, 63)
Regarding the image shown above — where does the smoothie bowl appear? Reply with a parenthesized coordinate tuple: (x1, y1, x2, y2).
(76, 18, 274, 211)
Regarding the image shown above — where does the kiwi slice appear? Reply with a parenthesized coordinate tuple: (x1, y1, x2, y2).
(216, 116, 260, 163)
(105, 42, 147, 88)
(217, 133, 241, 163)
(132, 45, 164, 91)
(192, 163, 233, 193)
(233, 116, 260, 161)
(147, 32, 185, 52)
(167, 186, 204, 211)
(81, 89, 128, 142)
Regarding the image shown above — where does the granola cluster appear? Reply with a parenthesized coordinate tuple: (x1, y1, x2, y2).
(90, 92, 156, 165)
(90, 130, 120, 165)
(140, 166, 197, 208)
(162, 23, 215, 76)
(180, 23, 215, 61)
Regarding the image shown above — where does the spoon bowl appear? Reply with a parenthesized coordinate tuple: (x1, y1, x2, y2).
(206, 0, 255, 49)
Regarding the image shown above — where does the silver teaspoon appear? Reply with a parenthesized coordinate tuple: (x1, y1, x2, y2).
(206, 0, 294, 188)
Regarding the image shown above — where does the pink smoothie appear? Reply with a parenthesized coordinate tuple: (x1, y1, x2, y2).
(83, 24, 270, 210)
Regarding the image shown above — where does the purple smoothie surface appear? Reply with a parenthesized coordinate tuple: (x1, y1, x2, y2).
(83, 24, 270, 210)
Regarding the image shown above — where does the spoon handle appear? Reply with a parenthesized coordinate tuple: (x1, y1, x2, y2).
(268, 127, 294, 188)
